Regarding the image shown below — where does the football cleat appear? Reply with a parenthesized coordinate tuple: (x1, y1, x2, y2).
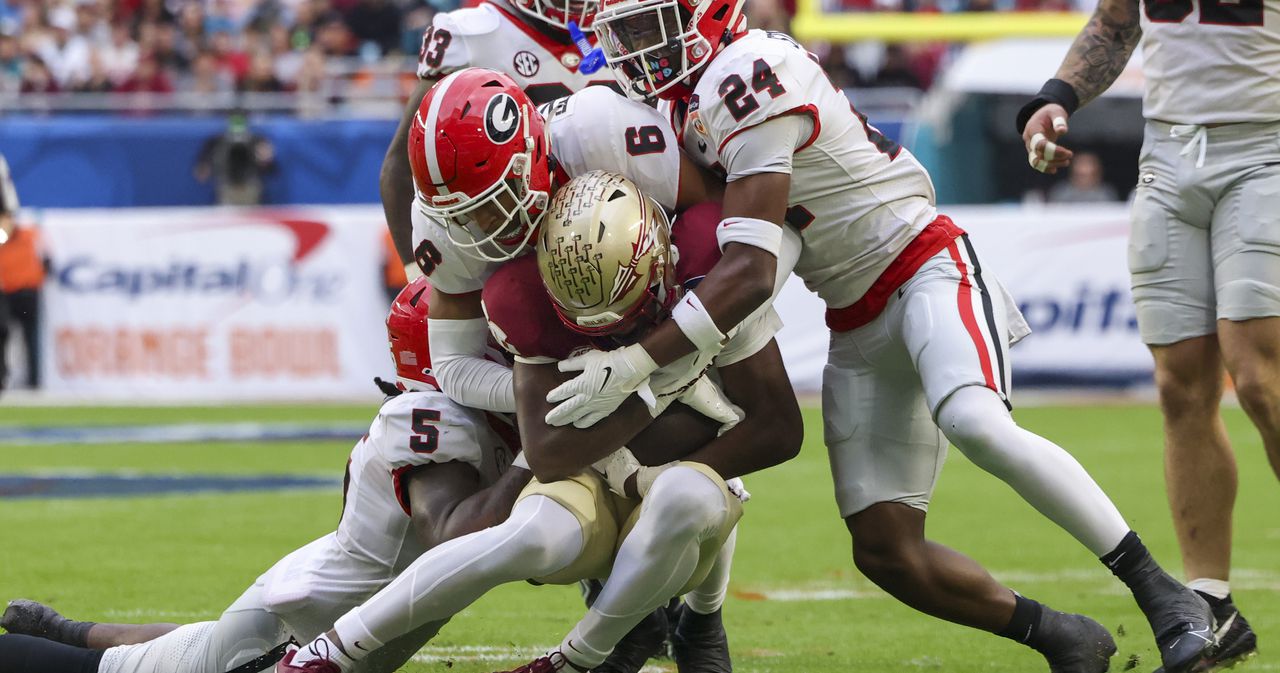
(1033, 609, 1117, 673)
(1174, 592, 1257, 673)
(0, 600, 88, 646)
(594, 604, 670, 673)
(275, 645, 341, 673)
(670, 604, 732, 673)
(1139, 582, 1216, 673)
(495, 651, 590, 673)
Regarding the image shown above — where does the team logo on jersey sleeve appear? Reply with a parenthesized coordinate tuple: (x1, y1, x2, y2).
(513, 51, 540, 77)
(484, 94, 521, 145)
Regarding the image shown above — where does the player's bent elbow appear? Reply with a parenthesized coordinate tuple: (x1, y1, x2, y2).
(524, 443, 576, 483)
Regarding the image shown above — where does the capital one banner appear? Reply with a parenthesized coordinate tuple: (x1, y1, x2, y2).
(771, 204, 1154, 392)
(40, 206, 391, 400)
(37, 203, 1151, 401)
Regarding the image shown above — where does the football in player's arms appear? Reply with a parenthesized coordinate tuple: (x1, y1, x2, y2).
(277, 172, 802, 673)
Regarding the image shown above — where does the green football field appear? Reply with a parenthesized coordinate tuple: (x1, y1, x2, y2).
(1, 403, 1276, 673)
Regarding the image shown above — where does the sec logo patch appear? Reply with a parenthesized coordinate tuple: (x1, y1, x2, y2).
(513, 51, 540, 78)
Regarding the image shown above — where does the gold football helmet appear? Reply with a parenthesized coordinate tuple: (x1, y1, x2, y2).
(537, 170, 676, 336)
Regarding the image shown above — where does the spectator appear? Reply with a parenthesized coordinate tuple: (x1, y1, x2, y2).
(344, 0, 401, 55)
(97, 22, 140, 83)
(240, 49, 283, 90)
(35, 5, 92, 87)
(194, 111, 277, 205)
(185, 48, 234, 93)
(1047, 152, 1120, 203)
(152, 21, 192, 70)
(208, 28, 250, 78)
(77, 48, 115, 90)
(869, 44, 922, 89)
(0, 154, 46, 392)
(19, 56, 60, 93)
(314, 15, 352, 55)
(0, 30, 22, 92)
(115, 54, 173, 91)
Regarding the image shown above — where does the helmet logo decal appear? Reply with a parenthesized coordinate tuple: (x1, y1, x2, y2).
(513, 51, 540, 77)
(484, 94, 521, 145)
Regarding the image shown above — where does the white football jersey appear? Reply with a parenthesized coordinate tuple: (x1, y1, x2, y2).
(417, 0, 619, 106)
(334, 389, 516, 572)
(411, 86, 683, 294)
(1140, 0, 1280, 124)
(672, 30, 937, 310)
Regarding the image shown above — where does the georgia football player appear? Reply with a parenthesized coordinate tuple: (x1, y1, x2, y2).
(395, 65, 724, 424)
(273, 173, 802, 673)
(1019, 1, 1279, 668)
(540, 2, 1219, 672)
(0, 278, 528, 673)
(383, 0, 618, 275)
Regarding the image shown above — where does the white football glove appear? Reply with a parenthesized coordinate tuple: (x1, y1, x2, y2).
(545, 344, 659, 428)
(591, 447, 677, 498)
(677, 376, 744, 436)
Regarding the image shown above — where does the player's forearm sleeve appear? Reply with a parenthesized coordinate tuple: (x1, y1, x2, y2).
(428, 317, 517, 413)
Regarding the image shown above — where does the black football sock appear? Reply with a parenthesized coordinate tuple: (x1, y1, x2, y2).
(996, 593, 1044, 645)
(1099, 531, 1181, 607)
(0, 634, 103, 673)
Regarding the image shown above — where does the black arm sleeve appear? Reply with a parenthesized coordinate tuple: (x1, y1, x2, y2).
(0, 634, 104, 673)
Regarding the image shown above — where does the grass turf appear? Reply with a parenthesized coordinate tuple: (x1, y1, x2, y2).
(1, 404, 1277, 673)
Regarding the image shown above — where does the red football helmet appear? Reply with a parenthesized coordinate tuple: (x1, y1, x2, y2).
(408, 68, 552, 262)
(387, 276, 437, 392)
(510, 0, 599, 30)
(594, 0, 746, 100)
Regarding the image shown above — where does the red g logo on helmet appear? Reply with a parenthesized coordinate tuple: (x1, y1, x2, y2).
(484, 94, 521, 145)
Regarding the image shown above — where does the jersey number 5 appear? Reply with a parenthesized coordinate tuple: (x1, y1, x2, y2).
(1145, 0, 1262, 25)
(410, 409, 441, 453)
(718, 59, 787, 122)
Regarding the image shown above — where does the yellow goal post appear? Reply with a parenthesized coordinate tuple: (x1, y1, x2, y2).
(790, 6, 1090, 43)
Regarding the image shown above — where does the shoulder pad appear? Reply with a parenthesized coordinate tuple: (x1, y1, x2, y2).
(693, 30, 823, 153)
(434, 5, 502, 37)
(549, 87, 681, 210)
(410, 209, 494, 294)
(374, 390, 488, 470)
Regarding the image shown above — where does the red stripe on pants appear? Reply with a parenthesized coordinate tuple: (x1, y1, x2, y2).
(945, 241, 997, 392)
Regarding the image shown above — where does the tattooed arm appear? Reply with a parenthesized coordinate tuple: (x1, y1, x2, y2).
(1055, 0, 1143, 107)
(1017, 0, 1142, 174)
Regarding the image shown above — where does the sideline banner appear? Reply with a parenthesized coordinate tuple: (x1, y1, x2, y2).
(36, 204, 1149, 400)
(40, 206, 391, 400)
(772, 204, 1153, 392)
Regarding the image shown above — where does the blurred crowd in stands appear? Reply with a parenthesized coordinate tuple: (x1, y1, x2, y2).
(0, 0, 1090, 98)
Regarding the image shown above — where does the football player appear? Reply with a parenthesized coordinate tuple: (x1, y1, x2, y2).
(394, 65, 722, 445)
(381, 0, 623, 419)
(275, 172, 802, 673)
(0, 278, 528, 673)
(385, 0, 615, 274)
(541, 2, 1219, 672)
(1020, 1, 1278, 668)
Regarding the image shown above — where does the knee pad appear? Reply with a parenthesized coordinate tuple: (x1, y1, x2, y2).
(517, 474, 635, 585)
(618, 463, 744, 594)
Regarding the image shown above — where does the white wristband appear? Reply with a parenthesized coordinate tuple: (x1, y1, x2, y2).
(671, 292, 726, 353)
(404, 261, 425, 281)
(716, 217, 782, 257)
